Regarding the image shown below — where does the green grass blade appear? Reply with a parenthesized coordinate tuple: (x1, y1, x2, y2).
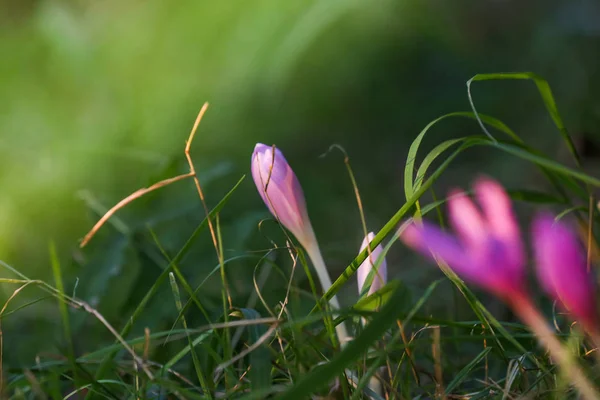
(444, 347, 492, 395)
(168, 272, 213, 397)
(90, 175, 245, 387)
(317, 139, 477, 311)
(277, 281, 440, 399)
(413, 138, 466, 194)
(467, 72, 581, 165)
(404, 111, 522, 201)
(163, 330, 214, 371)
(317, 132, 600, 314)
(494, 143, 600, 186)
(237, 308, 272, 392)
(49, 242, 78, 386)
(353, 281, 402, 312)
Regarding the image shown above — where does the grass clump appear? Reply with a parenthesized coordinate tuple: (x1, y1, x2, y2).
(3, 73, 600, 399)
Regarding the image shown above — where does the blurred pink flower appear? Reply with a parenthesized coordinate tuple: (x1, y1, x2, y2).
(532, 213, 600, 334)
(251, 143, 317, 249)
(357, 232, 388, 296)
(400, 177, 526, 300)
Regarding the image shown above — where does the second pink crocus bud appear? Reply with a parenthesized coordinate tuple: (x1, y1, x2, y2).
(251, 143, 317, 249)
(400, 177, 527, 301)
(532, 213, 600, 334)
(357, 232, 388, 296)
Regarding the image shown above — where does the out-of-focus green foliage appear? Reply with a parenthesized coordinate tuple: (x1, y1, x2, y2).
(1, 0, 600, 369)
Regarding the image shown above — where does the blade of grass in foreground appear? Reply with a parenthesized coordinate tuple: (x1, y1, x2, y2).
(49, 242, 79, 387)
(89, 175, 245, 392)
(168, 272, 212, 397)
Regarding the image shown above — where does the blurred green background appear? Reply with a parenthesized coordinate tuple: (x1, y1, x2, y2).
(2, 0, 600, 367)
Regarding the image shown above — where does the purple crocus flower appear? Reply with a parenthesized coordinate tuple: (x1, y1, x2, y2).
(357, 232, 388, 296)
(251, 143, 317, 249)
(400, 177, 526, 301)
(532, 213, 600, 334)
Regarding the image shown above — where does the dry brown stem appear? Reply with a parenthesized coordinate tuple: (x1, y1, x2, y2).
(80, 102, 215, 248)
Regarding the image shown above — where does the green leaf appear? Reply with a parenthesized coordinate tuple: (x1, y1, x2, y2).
(353, 280, 406, 312)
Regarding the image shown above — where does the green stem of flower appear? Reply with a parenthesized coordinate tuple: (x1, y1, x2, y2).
(509, 294, 600, 400)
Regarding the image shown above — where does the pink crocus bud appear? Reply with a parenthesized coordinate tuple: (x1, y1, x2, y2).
(400, 177, 526, 301)
(251, 143, 350, 345)
(251, 143, 317, 249)
(357, 232, 388, 296)
(532, 213, 600, 334)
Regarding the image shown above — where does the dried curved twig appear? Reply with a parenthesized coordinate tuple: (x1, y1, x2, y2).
(80, 102, 213, 248)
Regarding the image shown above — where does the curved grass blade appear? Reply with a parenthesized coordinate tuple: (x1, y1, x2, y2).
(467, 72, 581, 166)
(413, 138, 466, 195)
(404, 111, 522, 202)
(317, 139, 479, 311)
(322, 135, 600, 312)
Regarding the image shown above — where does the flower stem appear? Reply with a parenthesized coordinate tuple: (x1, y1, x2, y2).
(306, 245, 350, 348)
(509, 295, 600, 400)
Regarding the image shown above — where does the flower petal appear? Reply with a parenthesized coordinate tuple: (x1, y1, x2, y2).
(474, 177, 524, 273)
(532, 213, 600, 333)
(400, 221, 469, 273)
(357, 232, 388, 295)
(251, 144, 315, 247)
(447, 189, 486, 249)
(474, 177, 519, 237)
